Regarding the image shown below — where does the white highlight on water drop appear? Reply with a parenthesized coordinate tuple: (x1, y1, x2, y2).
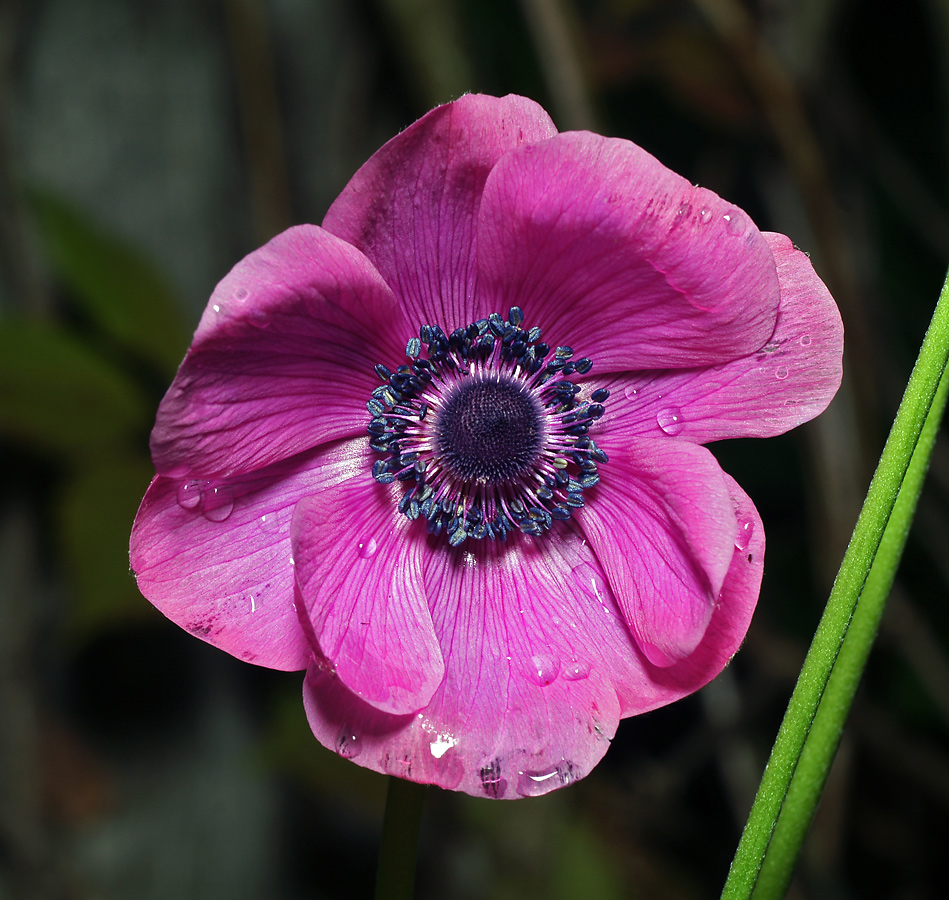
(203, 483, 234, 522)
(563, 658, 592, 681)
(429, 733, 458, 759)
(357, 537, 378, 559)
(656, 406, 685, 435)
(527, 654, 560, 686)
(735, 516, 755, 551)
(176, 479, 203, 510)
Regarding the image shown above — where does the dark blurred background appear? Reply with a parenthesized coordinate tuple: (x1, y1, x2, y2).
(2, 0, 948, 898)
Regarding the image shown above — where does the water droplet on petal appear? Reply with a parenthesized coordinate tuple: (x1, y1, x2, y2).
(479, 760, 507, 799)
(698, 207, 712, 224)
(235, 287, 249, 300)
(572, 563, 609, 605)
(656, 406, 685, 435)
(357, 537, 378, 559)
(723, 207, 746, 236)
(675, 202, 691, 220)
(212, 304, 222, 314)
(623, 384, 639, 400)
(336, 729, 362, 759)
(735, 516, 755, 551)
(516, 762, 576, 797)
(563, 658, 592, 681)
(258, 511, 281, 532)
(202, 483, 234, 522)
(775, 366, 789, 380)
(248, 308, 270, 329)
(527, 654, 560, 686)
(176, 479, 203, 510)
(429, 733, 458, 758)
(800, 334, 812, 346)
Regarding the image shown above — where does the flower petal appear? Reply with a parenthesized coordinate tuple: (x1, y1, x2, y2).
(302, 527, 634, 797)
(291, 480, 445, 716)
(129, 439, 369, 672)
(578, 438, 738, 667)
(602, 232, 844, 443)
(638, 473, 764, 706)
(323, 94, 557, 330)
(476, 131, 780, 369)
(151, 226, 409, 479)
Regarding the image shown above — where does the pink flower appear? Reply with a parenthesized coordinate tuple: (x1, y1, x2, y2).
(130, 94, 843, 798)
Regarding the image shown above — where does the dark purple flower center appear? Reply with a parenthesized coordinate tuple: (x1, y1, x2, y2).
(436, 377, 543, 484)
(366, 307, 609, 546)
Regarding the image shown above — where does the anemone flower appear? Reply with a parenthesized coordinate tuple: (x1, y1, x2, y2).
(130, 93, 843, 799)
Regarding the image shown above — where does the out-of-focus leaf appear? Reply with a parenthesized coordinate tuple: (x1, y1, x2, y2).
(0, 321, 149, 455)
(28, 187, 190, 375)
(58, 455, 156, 643)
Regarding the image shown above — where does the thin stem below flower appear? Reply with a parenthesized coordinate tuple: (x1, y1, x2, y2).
(721, 266, 949, 900)
(374, 777, 427, 900)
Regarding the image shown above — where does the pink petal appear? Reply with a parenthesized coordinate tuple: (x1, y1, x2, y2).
(323, 94, 557, 331)
(601, 232, 844, 443)
(578, 438, 738, 667)
(151, 226, 409, 479)
(130, 438, 370, 672)
(301, 502, 758, 799)
(303, 527, 635, 798)
(475, 131, 780, 369)
(637, 473, 764, 708)
(291, 480, 445, 716)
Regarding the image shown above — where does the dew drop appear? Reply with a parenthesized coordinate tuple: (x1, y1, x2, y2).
(479, 762, 507, 799)
(723, 208, 746, 235)
(235, 287, 249, 300)
(623, 384, 639, 400)
(429, 733, 458, 759)
(735, 516, 755, 551)
(675, 202, 691, 220)
(563, 658, 592, 681)
(258, 511, 281, 532)
(526, 654, 560, 686)
(336, 729, 362, 759)
(516, 762, 576, 797)
(212, 304, 222, 314)
(656, 406, 685, 436)
(176, 479, 203, 510)
(357, 537, 378, 559)
(800, 334, 812, 346)
(572, 563, 609, 604)
(775, 366, 789, 380)
(698, 207, 712, 224)
(202, 483, 234, 522)
(248, 308, 270, 329)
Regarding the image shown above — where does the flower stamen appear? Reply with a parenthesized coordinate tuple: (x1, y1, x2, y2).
(367, 307, 609, 544)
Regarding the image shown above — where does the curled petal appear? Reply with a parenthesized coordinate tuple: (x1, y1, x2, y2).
(323, 94, 557, 330)
(151, 226, 409, 479)
(130, 439, 370, 672)
(304, 528, 636, 798)
(604, 233, 844, 443)
(578, 438, 738, 667)
(476, 132, 780, 370)
(640, 474, 764, 706)
(291, 480, 445, 716)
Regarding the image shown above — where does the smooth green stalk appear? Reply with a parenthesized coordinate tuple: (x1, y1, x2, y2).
(375, 777, 427, 900)
(721, 269, 949, 900)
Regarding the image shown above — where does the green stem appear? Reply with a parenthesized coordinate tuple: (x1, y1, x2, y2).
(721, 268, 949, 900)
(374, 777, 427, 900)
